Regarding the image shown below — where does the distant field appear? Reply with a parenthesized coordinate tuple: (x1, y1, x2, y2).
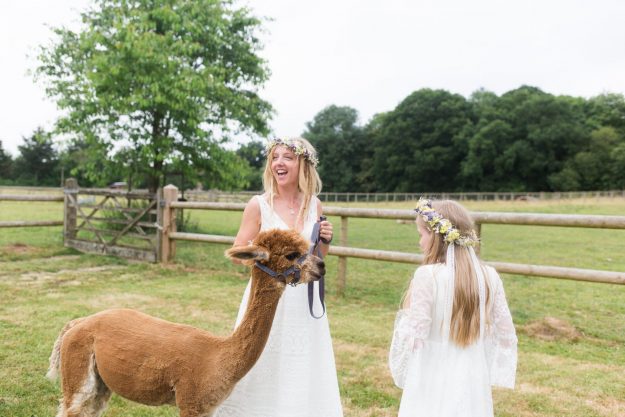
(1, 197, 624, 416)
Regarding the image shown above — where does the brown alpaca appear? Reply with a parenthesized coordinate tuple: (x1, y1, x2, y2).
(46, 229, 324, 417)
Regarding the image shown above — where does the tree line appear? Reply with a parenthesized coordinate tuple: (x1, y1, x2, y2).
(2, 86, 625, 192)
(300, 87, 625, 192)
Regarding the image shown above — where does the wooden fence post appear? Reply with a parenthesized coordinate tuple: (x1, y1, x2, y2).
(63, 178, 78, 242)
(156, 187, 163, 262)
(160, 184, 178, 263)
(475, 221, 482, 255)
(337, 215, 348, 296)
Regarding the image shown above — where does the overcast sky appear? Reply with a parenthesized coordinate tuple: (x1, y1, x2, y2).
(1, 0, 624, 156)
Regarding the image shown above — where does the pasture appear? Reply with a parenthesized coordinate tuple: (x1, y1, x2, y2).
(1, 197, 624, 416)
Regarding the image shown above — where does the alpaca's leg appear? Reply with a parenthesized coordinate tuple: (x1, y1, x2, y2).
(61, 354, 110, 417)
(81, 369, 111, 417)
(179, 410, 204, 417)
(53, 402, 68, 417)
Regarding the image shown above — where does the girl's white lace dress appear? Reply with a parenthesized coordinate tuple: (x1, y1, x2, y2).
(215, 195, 343, 417)
(389, 258, 517, 417)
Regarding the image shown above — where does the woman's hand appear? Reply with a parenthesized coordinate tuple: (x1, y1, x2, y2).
(319, 219, 333, 244)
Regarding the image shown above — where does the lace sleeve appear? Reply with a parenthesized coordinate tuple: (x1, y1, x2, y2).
(486, 271, 518, 389)
(389, 267, 434, 388)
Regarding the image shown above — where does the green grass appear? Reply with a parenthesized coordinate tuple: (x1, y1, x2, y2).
(1, 197, 624, 416)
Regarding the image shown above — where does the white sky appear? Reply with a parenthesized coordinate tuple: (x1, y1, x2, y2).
(1, 0, 625, 156)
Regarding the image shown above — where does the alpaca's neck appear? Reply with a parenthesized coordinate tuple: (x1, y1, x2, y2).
(224, 271, 284, 382)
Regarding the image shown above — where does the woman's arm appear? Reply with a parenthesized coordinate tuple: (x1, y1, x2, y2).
(316, 197, 332, 257)
(231, 197, 261, 263)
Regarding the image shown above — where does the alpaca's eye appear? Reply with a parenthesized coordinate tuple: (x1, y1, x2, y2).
(285, 252, 300, 261)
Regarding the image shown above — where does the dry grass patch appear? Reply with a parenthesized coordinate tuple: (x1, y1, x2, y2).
(14, 265, 127, 287)
(521, 316, 583, 342)
(584, 397, 625, 417)
(1, 243, 42, 256)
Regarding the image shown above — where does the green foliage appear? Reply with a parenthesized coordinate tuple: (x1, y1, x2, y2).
(0, 140, 13, 183)
(236, 140, 264, 190)
(585, 93, 625, 136)
(303, 86, 625, 192)
(13, 128, 60, 186)
(303, 105, 367, 192)
(35, 0, 272, 192)
(610, 143, 625, 189)
(549, 127, 624, 191)
(196, 143, 253, 191)
(369, 89, 474, 192)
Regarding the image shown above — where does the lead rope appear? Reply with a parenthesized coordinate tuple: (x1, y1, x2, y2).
(307, 216, 326, 319)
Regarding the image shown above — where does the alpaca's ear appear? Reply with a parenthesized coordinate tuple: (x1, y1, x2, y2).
(225, 245, 269, 265)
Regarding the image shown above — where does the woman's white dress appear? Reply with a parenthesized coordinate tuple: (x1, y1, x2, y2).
(389, 262, 517, 417)
(215, 195, 343, 417)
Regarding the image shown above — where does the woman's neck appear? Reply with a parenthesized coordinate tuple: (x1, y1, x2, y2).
(276, 185, 300, 203)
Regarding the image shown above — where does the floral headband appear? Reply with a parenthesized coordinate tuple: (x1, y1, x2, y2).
(414, 198, 479, 247)
(264, 138, 319, 167)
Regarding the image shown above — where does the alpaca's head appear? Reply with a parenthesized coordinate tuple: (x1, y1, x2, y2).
(225, 229, 325, 286)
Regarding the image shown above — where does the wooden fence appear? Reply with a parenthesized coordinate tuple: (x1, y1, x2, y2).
(3, 183, 625, 292)
(62, 179, 160, 262)
(3, 186, 625, 203)
(1, 181, 160, 261)
(160, 186, 625, 295)
(183, 189, 625, 203)
(0, 193, 64, 228)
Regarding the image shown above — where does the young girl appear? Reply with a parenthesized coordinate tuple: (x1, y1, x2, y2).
(389, 198, 517, 417)
(215, 137, 343, 417)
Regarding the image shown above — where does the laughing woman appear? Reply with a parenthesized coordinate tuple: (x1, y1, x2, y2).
(214, 137, 343, 417)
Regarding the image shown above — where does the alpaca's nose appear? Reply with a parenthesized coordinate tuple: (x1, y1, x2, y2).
(317, 261, 326, 277)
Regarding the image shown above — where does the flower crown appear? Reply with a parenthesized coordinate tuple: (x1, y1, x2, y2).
(264, 138, 319, 167)
(414, 198, 479, 247)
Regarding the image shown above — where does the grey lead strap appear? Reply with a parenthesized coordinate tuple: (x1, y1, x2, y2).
(308, 217, 326, 318)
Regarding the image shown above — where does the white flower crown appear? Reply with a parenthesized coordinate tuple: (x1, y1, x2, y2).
(414, 198, 480, 247)
(264, 138, 319, 167)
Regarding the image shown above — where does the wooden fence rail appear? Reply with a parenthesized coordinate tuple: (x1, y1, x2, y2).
(0, 195, 64, 202)
(0, 194, 64, 229)
(162, 192, 625, 293)
(182, 189, 625, 203)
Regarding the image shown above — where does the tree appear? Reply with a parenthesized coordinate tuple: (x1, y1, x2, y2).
(0, 140, 13, 182)
(303, 105, 366, 192)
(357, 112, 387, 192)
(610, 143, 625, 189)
(195, 144, 252, 190)
(549, 127, 622, 190)
(461, 119, 515, 191)
(461, 88, 588, 191)
(57, 139, 109, 187)
(369, 89, 475, 192)
(585, 93, 625, 136)
(236, 140, 264, 190)
(36, 0, 272, 193)
(14, 128, 60, 186)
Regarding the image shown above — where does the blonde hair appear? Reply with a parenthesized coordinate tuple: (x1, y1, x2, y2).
(262, 137, 322, 226)
(417, 200, 490, 347)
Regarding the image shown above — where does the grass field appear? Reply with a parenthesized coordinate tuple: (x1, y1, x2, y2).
(1, 197, 624, 416)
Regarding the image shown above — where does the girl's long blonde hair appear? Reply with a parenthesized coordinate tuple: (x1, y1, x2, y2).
(262, 137, 322, 226)
(418, 200, 490, 347)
